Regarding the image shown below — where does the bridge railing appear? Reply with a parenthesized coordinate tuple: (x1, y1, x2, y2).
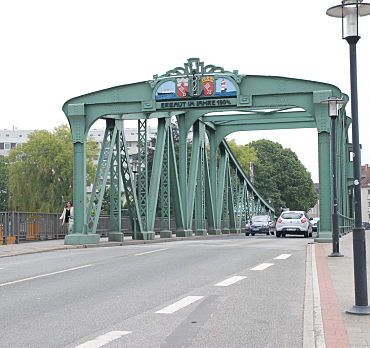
(338, 213, 355, 236)
(0, 212, 183, 244)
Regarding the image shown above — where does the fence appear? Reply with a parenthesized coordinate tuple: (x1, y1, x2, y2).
(0, 212, 179, 245)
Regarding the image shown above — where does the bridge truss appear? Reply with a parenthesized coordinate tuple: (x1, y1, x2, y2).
(63, 58, 354, 244)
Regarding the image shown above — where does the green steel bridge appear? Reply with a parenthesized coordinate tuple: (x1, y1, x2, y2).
(62, 58, 354, 245)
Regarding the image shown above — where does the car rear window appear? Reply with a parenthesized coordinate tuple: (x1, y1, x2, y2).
(252, 216, 269, 223)
(281, 213, 302, 219)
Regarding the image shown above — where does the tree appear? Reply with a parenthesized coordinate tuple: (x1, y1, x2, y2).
(246, 139, 318, 213)
(226, 139, 258, 175)
(0, 156, 9, 211)
(7, 125, 98, 213)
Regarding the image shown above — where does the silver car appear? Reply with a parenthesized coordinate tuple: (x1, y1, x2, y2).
(276, 211, 313, 238)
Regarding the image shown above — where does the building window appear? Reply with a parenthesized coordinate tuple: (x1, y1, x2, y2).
(0, 143, 3, 149)
(5, 144, 10, 149)
(6, 134, 9, 137)
(127, 143, 131, 147)
(11, 143, 16, 149)
(19, 134, 22, 137)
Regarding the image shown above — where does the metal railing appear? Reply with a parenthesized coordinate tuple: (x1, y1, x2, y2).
(0, 212, 179, 244)
(338, 213, 355, 236)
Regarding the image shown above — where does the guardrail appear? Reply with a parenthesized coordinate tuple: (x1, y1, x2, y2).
(0, 212, 179, 244)
(338, 213, 355, 236)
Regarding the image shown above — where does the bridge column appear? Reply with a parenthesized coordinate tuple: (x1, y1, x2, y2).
(207, 129, 221, 235)
(109, 120, 123, 242)
(313, 91, 333, 243)
(315, 131, 332, 242)
(176, 113, 192, 236)
(65, 104, 100, 245)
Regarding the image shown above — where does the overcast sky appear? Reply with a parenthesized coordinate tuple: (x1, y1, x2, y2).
(2, 0, 370, 183)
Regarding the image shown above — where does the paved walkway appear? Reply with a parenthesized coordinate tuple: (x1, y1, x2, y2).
(1, 231, 370, 347)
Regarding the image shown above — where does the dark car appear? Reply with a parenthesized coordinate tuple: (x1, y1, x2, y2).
(246, 215, 275, 236)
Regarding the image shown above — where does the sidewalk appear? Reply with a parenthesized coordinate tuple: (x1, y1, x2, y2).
(1, 231, 370, 347)
(306, 230, 370, 348)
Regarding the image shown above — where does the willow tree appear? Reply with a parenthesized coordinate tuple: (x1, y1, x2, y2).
(8, 125, 98, 213)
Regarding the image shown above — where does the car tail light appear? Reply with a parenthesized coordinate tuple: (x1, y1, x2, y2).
(278, 218, 282, 223)
(301, 218, 306, 223)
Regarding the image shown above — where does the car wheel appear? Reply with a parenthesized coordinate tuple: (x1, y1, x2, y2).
(266, 232, 269, 235)
(276, 233, 280, 237)
(304, 231, 308, 238)
(309, 232, 313, 237)
(251, 233, 255, 236)
(246, 233, 249, 236)
(282, 234, 286, 237)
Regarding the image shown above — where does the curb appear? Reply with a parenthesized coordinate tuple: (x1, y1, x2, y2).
(0, 233, 239, 258)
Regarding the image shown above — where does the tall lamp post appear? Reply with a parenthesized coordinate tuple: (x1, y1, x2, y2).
(327, 0, 370, 315)
(321, 96, 346, 258)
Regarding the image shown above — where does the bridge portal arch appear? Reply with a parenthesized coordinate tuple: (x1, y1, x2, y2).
(62, 58, 353, 244)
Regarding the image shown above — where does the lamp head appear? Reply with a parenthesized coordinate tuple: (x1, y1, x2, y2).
(326, 0, 370, 41)
(321, 96, 347, 119)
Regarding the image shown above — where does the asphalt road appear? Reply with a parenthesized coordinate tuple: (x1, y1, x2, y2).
(0, 234, 313, 348)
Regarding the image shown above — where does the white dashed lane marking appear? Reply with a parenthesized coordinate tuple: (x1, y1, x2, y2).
(75, 331, 132, 348)
(135, 248, 168, 256)
(275, 254, 292, 260)
(214, 276, 246, 287)
(155, 296, 204, 314)
(0, 265, 92, 287)
(251, 263, 274, 271)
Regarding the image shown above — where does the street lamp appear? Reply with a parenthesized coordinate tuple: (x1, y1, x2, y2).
(321, 96, 346, 258)
(327, 0, 370, 315)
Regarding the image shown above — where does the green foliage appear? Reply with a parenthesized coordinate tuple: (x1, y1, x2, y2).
(226, 139, 258, 175)
(8, 125, 98, 213)
(246, 139, 318, 213)
(0, 157, 9, 211)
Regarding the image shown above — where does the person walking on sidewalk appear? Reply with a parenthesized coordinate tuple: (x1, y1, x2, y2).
(59, 201, 74, 234)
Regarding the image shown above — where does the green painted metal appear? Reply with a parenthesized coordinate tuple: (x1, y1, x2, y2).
(62, 58, 354, 245)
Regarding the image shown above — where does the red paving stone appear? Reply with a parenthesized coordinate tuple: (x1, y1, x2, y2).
(315, 243, 351, 348)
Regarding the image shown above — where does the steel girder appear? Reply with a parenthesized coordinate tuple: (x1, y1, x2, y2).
(63, 61, 353, 245)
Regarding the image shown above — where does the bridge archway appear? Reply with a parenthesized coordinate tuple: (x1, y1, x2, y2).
(62, 58, 353, 244)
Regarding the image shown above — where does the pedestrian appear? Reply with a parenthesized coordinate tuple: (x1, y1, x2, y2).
(59, 201, 74, 234)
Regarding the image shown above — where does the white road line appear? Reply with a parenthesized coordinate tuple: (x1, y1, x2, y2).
(311, 245, 326, 348)
(135, 248, 168, 256)
(75, 331, 132, 348)
(275, 254, 292, 260)
(251, 263, 274, 271)
(155, 296, 203, 314)
(214, 276, 246, 287)
(0, 265, 92, 287)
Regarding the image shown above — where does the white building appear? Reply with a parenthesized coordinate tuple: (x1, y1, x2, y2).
(0, 126, 158, 160)
(0, 128, 36, 157)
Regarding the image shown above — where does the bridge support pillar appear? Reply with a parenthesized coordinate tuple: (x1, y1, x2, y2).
(208, 228, 221, 235)
(65, 233, 100, 245)
(230, 228, 241, 234)
(160, 230, 172, 238)
(176, 229, 193, 237)
(195, 229, 207, 236)
(108, 232, 124, 242)
(136, 231, 155, 240)
(315, 128, 333, 243)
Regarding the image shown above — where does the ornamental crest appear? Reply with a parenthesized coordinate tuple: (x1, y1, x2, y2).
(177, 77, 188, 98)
(152, 58, 242, 101)
(202, 76, 215, 96)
